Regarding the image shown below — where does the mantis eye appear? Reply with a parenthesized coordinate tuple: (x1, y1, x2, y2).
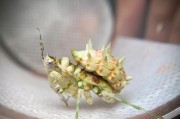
(47, 62, 52, 67)
(47, 61, 56, 68)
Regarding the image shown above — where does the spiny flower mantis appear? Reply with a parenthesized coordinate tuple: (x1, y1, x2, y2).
(37, 28, 163, 119)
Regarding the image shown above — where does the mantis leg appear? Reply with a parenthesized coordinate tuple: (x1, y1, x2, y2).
(75, 89, 81, 119)
(102, 91, 164, 119)
(83, 90, 93, 105)
(58, 93, 69, 107)
(92, 86, 115, 103)
(65, 95, 70, 102)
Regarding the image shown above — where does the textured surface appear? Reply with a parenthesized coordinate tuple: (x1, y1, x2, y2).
(0, 38, 180, 119)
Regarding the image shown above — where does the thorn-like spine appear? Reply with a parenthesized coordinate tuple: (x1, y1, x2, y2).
(87, 52, 91, 58)
(86, 44, 88, 53)
(126, 76, 133, 81)
(105, 43, 111, 54)
(88, 39, 92, 50)
(118, 57, 126, 66)
(101, 46, 105, 51)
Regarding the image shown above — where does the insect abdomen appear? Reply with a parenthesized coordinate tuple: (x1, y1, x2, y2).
(71, 41, 131, 91)
(57, 57, 114, 93)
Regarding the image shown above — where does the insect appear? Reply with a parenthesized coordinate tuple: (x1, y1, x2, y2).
(37, 28, 163, 119)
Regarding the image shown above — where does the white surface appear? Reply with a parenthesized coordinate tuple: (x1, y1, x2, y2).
(0, 38, 180, 119)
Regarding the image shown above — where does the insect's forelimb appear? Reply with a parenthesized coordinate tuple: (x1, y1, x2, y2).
(36, 27, 45, 60)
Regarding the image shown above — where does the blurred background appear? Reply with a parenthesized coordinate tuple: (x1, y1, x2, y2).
(0, 0, 180, 74)
(110, 0, 180, 44)
(0, 0, 179, 119)
(0, 0, 113, 74)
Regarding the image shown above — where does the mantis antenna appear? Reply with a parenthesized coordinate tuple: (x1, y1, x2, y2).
(36, 27, 45, 60)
